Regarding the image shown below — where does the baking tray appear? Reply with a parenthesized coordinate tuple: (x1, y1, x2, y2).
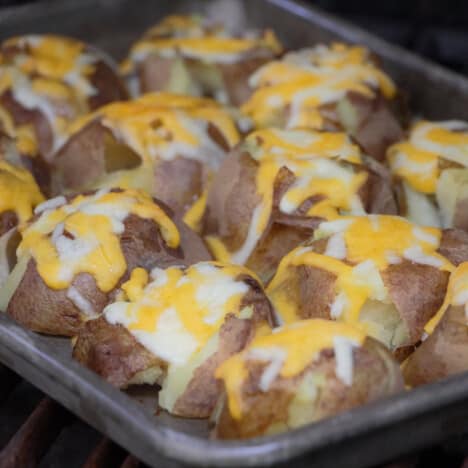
(1, 1, 468, 467)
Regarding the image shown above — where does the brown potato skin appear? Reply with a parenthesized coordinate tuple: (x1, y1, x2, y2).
(203, 147, 397, 282)
(341, 92, 404, 162)
(0, 40, 127, 164)
(6, 211, 211, 337)
(403, 305, 468, 387)
(271, 257, 448, 351)
(438, 229, 468, 266)
(73, 316, 165, 388)
(173, 277, 275, 417)
(73, 273, 274, 418)
(213, 337, 404, 439)
(53, 121, 219, 216)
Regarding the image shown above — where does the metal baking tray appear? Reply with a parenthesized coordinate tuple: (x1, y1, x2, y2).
(2, 1, 468, 467)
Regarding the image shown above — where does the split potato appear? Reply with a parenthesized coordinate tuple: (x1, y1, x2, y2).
(121, 15, 282, 105)
(241, 44, 404, 161)
(0, 34, 128, 172)
(213, 319, 403, 439)
(202, 128, 397, 282)
(0, 188, 210, 336)
(73, 261, 275, 418)
(403, 262, 468, 386)
(267, 215, 468, 358)
(387, 120, 468, 230)
(52, 93, 240, 226)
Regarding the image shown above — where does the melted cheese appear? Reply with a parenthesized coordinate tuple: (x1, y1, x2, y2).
(0, 161, 44, 223)
(104, 262, 256, 365)
(206, 128, 366, 265)
(268, 215, 453, 325)
(242, 43, 396, 129)
(70, 93, 239, 170)
(215, 319, 365, 419)
(17, 189, 179, 292)
(0, 35, 100, 156)
(425, 262, 468, 334)
(387, 121, 468, 194)
(122, 14, 281, 72)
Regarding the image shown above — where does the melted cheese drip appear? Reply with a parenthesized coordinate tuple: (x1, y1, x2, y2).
(0, 35, 100, 155)
(206, 128, 367, 265)
(104, 262, 254, 365)
(425, 262, 468, 334)
(268, 215, 453, 325)
(17, 189, 179, 292)
(0, 161, 44, 223)
(387, 121, 468, 194)
(242, 43, 396, 129)
(215, 319, 365, 419)
(122, 14, 281, 72)
(69, 93, 239, 170)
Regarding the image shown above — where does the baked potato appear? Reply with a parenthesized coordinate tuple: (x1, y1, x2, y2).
(267, 215, 468, 358)
(0, 34, 128, 173)
(213, 318, 404, 439)
(73, 261, 275, 418)
(121, 14, 282, 105)
(0, 160, 44, 236)
(202, 128, 397, 282)
(52, 93, 240, 228)
(403, 262, 468, 386)
(387, 120, 468, 230)
(0, 188, 210, 336)
(241, 43, 404, 161)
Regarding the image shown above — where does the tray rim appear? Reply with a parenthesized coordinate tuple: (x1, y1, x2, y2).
(2, 311, 468, 468)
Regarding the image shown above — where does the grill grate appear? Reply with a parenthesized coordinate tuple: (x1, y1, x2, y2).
(1, 361, 468, 467)
(0, 365, 143, 468)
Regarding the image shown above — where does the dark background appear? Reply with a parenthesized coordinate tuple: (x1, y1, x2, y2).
(1, 0, 468, 75)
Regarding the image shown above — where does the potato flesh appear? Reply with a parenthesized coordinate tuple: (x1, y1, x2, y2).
(403, 182, 441, 228)
(126, 365, 164, 388)
(158, 333, 220, 413)
(359, 299, 410, 350)
(436, 168, 468, 228)
(167, 59, 202, 96)
(0, 254, 29, 312)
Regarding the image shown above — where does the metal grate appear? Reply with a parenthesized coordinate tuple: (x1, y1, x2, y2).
(1, 361, 468, 467)
(0, 365, 142, 468)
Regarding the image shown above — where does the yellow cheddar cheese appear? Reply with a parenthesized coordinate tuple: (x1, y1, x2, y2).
(17, 189, 179, 292)
(216, 319, 366, 420)
(242, 43, 396, 129)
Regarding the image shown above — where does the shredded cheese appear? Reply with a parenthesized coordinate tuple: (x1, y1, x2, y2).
(0, 35, 102, 156)
(215, 319, 366, 420)
(17, 189, 180, 292)
(104, 262, 262, 366)
(121, 14, 282, 74)
(242, 43, 396, 129)
(206, 128, 367, 265)
(268, 215, 453, 325)
(387, 120, 468, 194)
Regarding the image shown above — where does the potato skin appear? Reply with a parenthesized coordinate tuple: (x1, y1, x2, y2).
(0, 46, 127, 163)
(172, 279, 275, 417)
(403, 305, 468, 387)
(73, 316, 164, 387)
(213, 337, 403, 439)
(73, 273, 274, 418)
(6, 210, 211, 337)
(438, 229, 468, 266)
(203, 147, 397, 282)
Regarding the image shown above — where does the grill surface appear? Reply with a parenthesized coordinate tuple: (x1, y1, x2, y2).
(1, 362, 468, 468)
